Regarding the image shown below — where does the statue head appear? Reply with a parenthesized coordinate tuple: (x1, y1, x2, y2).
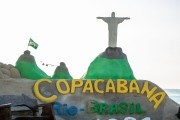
(111, 12, 115, 18)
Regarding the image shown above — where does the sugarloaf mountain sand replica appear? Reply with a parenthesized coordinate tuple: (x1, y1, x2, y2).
(0, 12, 180, 120)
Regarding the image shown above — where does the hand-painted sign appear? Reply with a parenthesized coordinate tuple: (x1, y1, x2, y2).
(0, 79, 178, 120)
(33, 79, 166, 110)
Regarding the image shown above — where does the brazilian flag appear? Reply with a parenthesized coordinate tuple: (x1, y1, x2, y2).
(28, 38, 38, 49)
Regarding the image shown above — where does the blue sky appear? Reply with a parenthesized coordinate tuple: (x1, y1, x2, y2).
(0, 0, 180, 88)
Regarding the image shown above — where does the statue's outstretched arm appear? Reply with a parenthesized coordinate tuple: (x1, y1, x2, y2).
(117, 17, 130, 23)
(97, 17, 109, 23)
(97, 17, 103, 19)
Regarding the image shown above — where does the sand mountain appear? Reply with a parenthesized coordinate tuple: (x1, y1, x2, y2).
(84, 47, 135, 80)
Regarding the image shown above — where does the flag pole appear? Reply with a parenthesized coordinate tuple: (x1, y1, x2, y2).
(27, 42, 29, 50)
(27, 38, 30, 50)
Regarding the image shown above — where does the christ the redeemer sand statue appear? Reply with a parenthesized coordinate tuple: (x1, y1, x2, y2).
(97, 12, 130, 47)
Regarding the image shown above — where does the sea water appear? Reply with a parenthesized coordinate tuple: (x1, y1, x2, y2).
(164, 89, 180, 104)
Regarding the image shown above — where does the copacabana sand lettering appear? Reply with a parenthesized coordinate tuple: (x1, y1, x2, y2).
(33, 79, 166, 110)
